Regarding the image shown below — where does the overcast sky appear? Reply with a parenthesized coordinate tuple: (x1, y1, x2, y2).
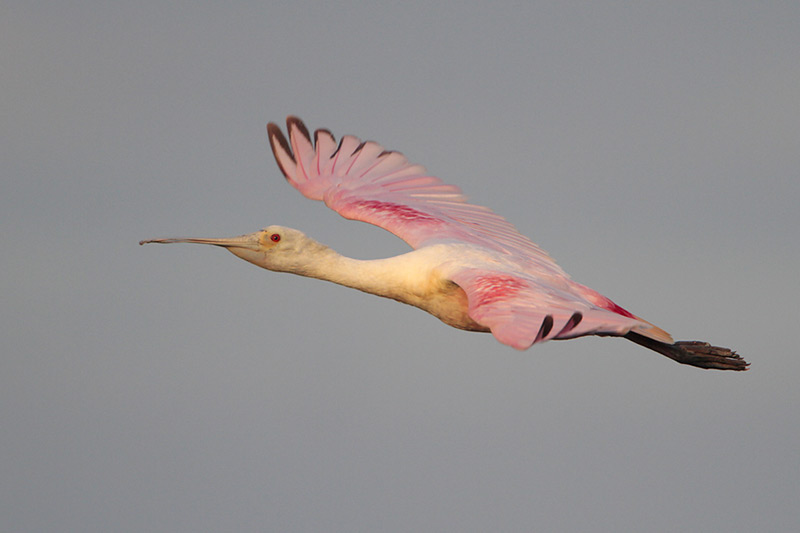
(2, 2, 798, 531)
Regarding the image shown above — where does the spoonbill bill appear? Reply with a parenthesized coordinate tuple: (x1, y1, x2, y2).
(141, 116, 747, 370)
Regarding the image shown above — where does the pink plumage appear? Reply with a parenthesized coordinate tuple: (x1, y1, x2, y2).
(141, 116, 747, 370)
(268, 116, 671, 350)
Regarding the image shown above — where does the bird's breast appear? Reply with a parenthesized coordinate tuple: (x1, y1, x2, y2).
(405, 276, 488, 332)
(358, 244, 492, 332)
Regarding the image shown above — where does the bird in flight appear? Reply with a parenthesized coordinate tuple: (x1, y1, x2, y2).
(141, 116, 747, 370)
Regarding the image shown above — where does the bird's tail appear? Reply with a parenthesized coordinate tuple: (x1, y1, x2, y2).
(624, 332, 749, 371)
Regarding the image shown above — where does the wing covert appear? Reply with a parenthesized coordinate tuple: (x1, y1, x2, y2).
(267, 117, 673, 349)
(449, 268, 646, 349)
(267, 116, 565, 279)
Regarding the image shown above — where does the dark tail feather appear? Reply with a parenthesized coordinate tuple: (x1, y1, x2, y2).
(624, 332, 749, 371)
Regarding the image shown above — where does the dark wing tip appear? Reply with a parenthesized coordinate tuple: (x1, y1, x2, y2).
(286, 115, 311, 144)
(314, 128, 335, 145)
(535, 315, 554, 342)
(267, 121, 294, 179)
(557, 312, 583, 338)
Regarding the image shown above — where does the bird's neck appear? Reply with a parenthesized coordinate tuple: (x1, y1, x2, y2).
(281, 240, 478, 331)
(298, 245, 431, 305)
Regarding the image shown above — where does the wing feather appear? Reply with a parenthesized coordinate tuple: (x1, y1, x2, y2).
(267, 117, 670, 348)
(269, 117, 552, 259)
(448, 268, 646, 349)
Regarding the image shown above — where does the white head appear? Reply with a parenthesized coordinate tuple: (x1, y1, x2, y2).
(140, 225, 332, 273)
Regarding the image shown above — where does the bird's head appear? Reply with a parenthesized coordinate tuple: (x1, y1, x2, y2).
(140, 225, 331, 273)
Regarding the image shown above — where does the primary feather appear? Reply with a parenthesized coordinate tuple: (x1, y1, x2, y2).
(268, 117, 674, 349)
(141, 116, 748, 370)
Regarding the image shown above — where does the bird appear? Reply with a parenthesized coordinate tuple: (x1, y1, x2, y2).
(141, 116, 748, 370)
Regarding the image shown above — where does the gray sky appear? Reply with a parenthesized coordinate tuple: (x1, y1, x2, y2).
(2, 1, 798, 531)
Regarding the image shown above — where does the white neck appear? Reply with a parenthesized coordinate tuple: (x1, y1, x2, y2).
(259, 238, 476, 331)
(300, 247, 427, 305)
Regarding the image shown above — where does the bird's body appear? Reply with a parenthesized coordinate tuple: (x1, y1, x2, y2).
(141, 116, 747, 370)
(287, 240, 485, 331)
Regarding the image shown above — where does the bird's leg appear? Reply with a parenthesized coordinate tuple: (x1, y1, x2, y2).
(624, 332, 749, 371)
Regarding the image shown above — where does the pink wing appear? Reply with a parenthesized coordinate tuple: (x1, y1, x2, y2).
(267, 117, 671, 348)
(267, 117, 562, 275)
(447, 269, 665, 349)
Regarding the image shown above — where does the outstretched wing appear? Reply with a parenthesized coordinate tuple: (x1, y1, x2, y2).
(447, 268, 667, 349)
(267, 117, 672, 348)
(267, 116, 564, 278)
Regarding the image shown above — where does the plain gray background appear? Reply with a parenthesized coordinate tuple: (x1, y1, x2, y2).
(2, 2, 798, 531)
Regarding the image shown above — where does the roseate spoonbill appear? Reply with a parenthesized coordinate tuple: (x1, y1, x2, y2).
(141, 116, 747, 370)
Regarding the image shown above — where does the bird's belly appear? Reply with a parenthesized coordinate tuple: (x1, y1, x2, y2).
(416, 280, 489, 332)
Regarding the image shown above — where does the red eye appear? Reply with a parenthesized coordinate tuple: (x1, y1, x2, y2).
(270, 233, 281, 242)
